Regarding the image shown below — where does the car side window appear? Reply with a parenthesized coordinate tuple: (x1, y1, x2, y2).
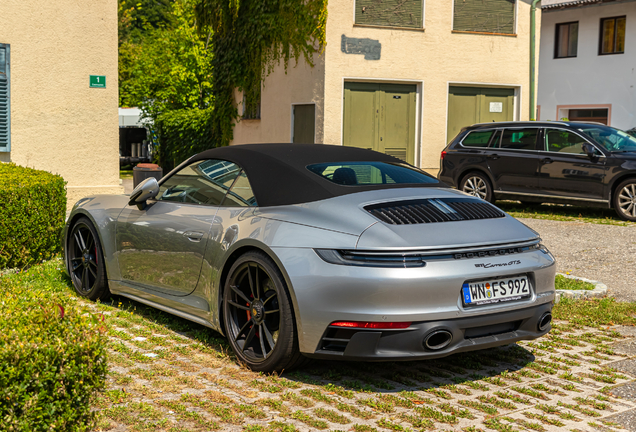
(222, 170, 258, 207)
(545, 129, 595, 155)
(158, 159, 242, 206)
(461, 130, 496, 148)
(498, 128, 539, 151)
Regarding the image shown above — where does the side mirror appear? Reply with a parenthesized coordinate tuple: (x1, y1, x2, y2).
(128, 177, 159, 210)
(582, 143, 597, 158)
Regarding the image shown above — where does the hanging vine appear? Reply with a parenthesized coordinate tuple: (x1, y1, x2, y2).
(195, 0, 328, 146)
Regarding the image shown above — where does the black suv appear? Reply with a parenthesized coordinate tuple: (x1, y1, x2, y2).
(438, 121, 636, 221)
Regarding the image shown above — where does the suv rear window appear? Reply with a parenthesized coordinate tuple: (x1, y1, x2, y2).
(306, 162, 438, 186)
(497, 128, 539, 151)
(461, 130, 496, 148)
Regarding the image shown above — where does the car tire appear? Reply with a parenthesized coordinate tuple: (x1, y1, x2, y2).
(460, 172, 494, 203)
(613, 179, 636, 221)
(223, 251, 305, 372)
(67, 217, 111, 301)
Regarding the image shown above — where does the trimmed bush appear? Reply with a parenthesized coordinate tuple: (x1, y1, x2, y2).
(0, 259, 107, 431)
(153, 107, 218, 172)
(0, 163, 66, 270)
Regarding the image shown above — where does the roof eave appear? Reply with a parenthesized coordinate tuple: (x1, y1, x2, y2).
(541, 0, 603, 9)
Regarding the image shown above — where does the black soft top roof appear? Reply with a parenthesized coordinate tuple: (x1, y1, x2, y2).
(187, 143, 443, 207)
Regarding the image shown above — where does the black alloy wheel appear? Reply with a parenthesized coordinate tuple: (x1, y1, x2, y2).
(460, 171, 494, 203)
(614, 179, 636, 221)
(223, 251, 304, 372)
(67, 217, 110, 301)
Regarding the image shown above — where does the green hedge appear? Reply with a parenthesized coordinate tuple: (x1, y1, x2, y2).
(0, 163, 67, 269)
(0, 259, 107, 430)
(153, 107, 219, 172)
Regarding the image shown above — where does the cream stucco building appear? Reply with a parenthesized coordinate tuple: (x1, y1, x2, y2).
(233, 0, 540, 173)
(0, 0, 122, 206)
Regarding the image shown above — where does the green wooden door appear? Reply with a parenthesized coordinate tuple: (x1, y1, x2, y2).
(447, 86, 514, 144)
(292, 104, 315, 144)
(343, 82, 416, 164)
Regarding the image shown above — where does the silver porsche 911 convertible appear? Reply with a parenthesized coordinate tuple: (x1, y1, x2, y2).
(63, 143, 555, 372)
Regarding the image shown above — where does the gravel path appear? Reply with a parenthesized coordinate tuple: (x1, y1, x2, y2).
(520, 218, 636, 302)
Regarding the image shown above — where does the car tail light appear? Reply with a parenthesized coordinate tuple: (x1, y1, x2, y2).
(441, 150, 447, 160)
(314, 249, 426, 268)
(329, 321, 412, 329)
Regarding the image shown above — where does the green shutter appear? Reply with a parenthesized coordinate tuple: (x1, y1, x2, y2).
(355, 0, 423, 28)
(0, 44, 9, 152)
(453, 0, 516, 34)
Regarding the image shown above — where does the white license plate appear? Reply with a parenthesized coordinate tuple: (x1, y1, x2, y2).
(462, 275, 530, 306)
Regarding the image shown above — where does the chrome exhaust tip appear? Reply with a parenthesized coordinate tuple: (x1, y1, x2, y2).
(538, 312, 552, 332)
(424, 329, 453, 350)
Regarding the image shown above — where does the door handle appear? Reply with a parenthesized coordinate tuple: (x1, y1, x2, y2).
(541, 158, 553, 164)
(184, 231, 204, 241)
(488, 154, 500, 160)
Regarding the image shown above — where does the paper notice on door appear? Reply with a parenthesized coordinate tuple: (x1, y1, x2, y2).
(489, 102, 503, 113)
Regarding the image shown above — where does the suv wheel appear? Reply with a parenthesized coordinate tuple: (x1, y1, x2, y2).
(614, 179, 636, 221)
(460, 172, 494, 203)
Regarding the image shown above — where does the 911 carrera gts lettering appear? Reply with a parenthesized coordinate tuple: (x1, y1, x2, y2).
(474, 260, 521, 268)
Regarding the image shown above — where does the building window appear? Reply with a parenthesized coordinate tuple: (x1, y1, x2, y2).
(453, 0, 516, 35)
(355, 0, 423, 29)
(600, 16, 626, 55)
(242, 89, 261, 120)
(0, 44, 9, 152)
(555, 22, 578, 58)
(569, 108, 609, 125)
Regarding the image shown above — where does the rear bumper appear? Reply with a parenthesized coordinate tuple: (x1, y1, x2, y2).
(305, 302, 552, 361)
(273, 246, 556, 355)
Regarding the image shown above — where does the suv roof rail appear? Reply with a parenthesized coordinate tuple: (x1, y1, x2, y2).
(571, 121, 607, 126)
(470, 121, 569, 127)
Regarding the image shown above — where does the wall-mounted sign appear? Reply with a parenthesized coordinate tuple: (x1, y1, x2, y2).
(341, 34, 382, 60)
(90, 75, 106, 88)
(489, 102, 503, 113)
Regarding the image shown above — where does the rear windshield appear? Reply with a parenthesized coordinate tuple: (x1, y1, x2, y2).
(306, 162, 439, 186)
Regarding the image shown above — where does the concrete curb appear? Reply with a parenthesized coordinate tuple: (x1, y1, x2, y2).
(555, 272, 609, 303)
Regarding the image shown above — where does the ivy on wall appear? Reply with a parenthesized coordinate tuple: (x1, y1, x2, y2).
(195, 0, 328, 147)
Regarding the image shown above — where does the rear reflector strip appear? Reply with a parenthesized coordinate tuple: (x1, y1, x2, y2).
(330, 321, 411, 329)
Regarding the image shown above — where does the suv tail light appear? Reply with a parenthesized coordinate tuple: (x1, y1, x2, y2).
(441, 150, 447, 160)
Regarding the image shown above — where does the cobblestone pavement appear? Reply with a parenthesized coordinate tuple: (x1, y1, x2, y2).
(94, 292, 636, 432)
(519, 218, 636, 303)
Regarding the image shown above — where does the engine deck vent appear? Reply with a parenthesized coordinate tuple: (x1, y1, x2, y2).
(365, 198, 505, 225)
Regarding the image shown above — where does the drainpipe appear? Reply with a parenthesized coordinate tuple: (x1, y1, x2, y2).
(530, 0, 541, 120)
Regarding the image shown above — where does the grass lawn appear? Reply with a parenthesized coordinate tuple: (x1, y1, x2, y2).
(120, 170, 134, 180)
(555, 274, 595, 291)
(496, 201, 636, 227)
(3, 258, 635, 431)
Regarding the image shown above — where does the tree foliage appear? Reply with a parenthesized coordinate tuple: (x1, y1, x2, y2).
(118, 0, 176, 45)
(119, 0, 213, 118)
(195, 0, 328, 146)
